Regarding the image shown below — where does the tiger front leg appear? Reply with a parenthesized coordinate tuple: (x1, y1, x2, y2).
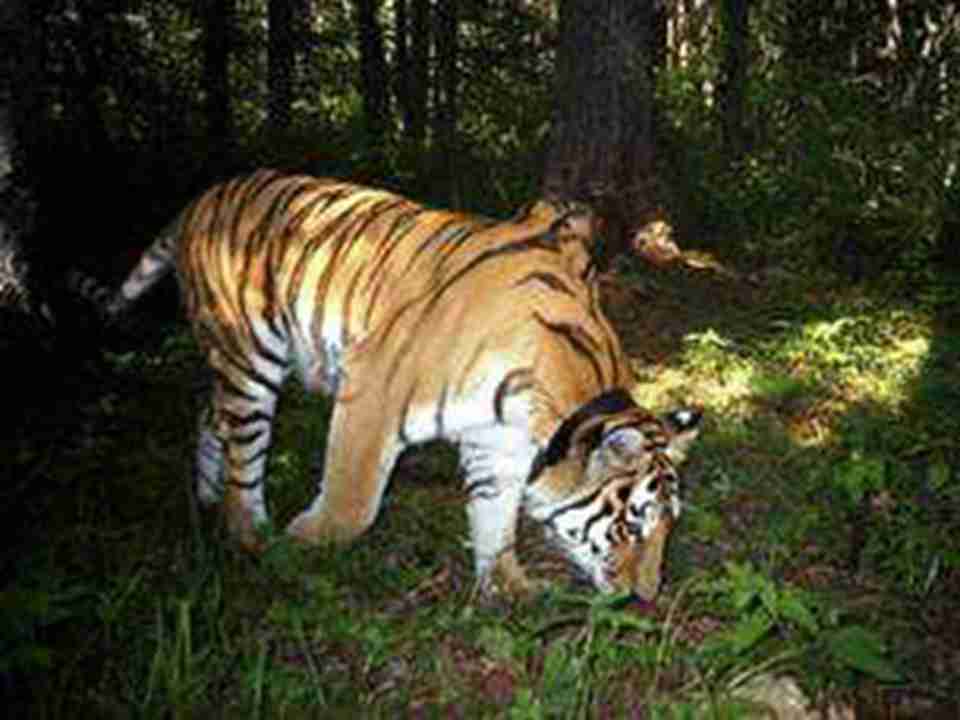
(286, 400, 401, 546)
(466, 478, 544, 598)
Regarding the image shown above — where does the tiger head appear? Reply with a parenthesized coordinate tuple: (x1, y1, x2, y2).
(529, 392, 701, 601)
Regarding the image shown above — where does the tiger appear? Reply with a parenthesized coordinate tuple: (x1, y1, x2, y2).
(100, 169, 701, 600)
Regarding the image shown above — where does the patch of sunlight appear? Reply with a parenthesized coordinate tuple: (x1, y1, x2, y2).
(631, 361, 757, 415)
(888, 335, 930, 364)
(838, 331, 931, 408)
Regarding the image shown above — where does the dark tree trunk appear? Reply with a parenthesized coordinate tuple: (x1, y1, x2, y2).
(201, 0, 234, 173)
(0, 0, 42, 318)
(394, 0, 411, 136)
(0, 104, 34, 317)
(357, 0, 390, 159)
(543, 0, 657, 262)
(406, 0, 431, 145)
(652, 0, 668, 74)
(66, 3, 118, 163)
(434, 0, 459, 205)
(719, 0, 749, 163)
(267, 0, 295, 133)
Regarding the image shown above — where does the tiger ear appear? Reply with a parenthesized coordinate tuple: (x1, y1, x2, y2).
(568, 414, 610, 462)
(661, 407, 703, 464)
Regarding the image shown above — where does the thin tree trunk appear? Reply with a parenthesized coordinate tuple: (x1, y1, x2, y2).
(407, 0, 431, 145)
(543, 0, 656, 262)
(268, 0, 295, 133)
(434, 0, 459, 205)
(394, 0, 411, 137)
(719, 0, 749, 163)
(202, 0, 234, 173)
(0, 0, 42, 317)
(357, 0, 390, 161)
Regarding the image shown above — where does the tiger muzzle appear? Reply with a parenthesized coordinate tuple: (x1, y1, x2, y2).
(629, 513, 674, 601)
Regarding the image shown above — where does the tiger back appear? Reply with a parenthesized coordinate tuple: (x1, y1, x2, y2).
(108, 169, 701, 600)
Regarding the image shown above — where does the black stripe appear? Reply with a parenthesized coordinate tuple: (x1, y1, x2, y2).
(309, 203, 386, 342)
(513, 271, 576, 296)
(217, 349, 284, 397)
(582, 502, 614, 539)
(211, 368, 260, 403)
(397, 380, 419, 445)
(493, 368, 535, 424)
(222, 409, 273, 427)
(465, 476, 497, 498)
(244, 446, 271, 465)
(544, 486, 604, 527)
(422, 234, 560, 313)
(378, 233, 566, 384)
(527, 388, 636, 484)
(362, 209, 429, 327)
(228, 477, 265, 489)
(411, 218, 465, 260)
(532, 312, 605, 386)
(435, 383, 449, 436)
(455, 338, 489, 395)
(232, 429, 266, 447)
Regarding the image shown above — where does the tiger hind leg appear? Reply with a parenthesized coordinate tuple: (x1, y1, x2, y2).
(195, 402, 225, 506)
(205, 349, 288, 553)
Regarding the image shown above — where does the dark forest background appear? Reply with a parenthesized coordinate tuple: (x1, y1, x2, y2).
(2, 0, 956, 302)
(2, 2, 959, 717)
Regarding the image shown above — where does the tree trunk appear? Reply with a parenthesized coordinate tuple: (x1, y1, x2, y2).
(0, 0, 42, 319)
(267, 0, 295, 133)
(434, 0, 459, 205)
(394, 0, 411, 138)
(357, 0, 390, 161)
(543, 0, 657, 262)
(719, 0, 749, 163)
(201, 0, 234, 173)
(406, 0, 431, 145)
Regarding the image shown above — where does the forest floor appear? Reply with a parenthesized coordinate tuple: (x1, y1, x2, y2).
(4, 241, 960, 718)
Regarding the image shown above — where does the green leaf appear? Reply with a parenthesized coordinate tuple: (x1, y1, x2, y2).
(777, 593, 819, 634)
(729, 612, 773, 655)
(927, 455, 951, 491)
(591, 607, 658, 633)
(826, 625, 902, 682)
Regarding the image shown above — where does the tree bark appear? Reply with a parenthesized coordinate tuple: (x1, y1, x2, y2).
(267, 0, 295, 133)
(0, 0, 42, 317)
(393, 0, 411, 138)
(405, 0, 431, 145)
(357, 0, 390, 158)
(543, 0, 658, 262)
(201, 0, 234, 173)
(434, 0, 459, 205)
(719, 0, 749, 163)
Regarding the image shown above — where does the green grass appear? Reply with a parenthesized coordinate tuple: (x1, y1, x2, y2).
(4, 254, 960, 718)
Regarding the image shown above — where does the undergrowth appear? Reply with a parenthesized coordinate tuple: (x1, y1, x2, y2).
(4, 248, 959, 718)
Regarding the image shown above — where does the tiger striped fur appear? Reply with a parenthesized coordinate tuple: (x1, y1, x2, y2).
(103, 169, 701, 599)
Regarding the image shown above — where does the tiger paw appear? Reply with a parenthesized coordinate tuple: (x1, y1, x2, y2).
(226, 520, 270, 555)
(484, 553, 550, 600)
(221, 503, 270, 554)
(286, 510, 367, 546)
